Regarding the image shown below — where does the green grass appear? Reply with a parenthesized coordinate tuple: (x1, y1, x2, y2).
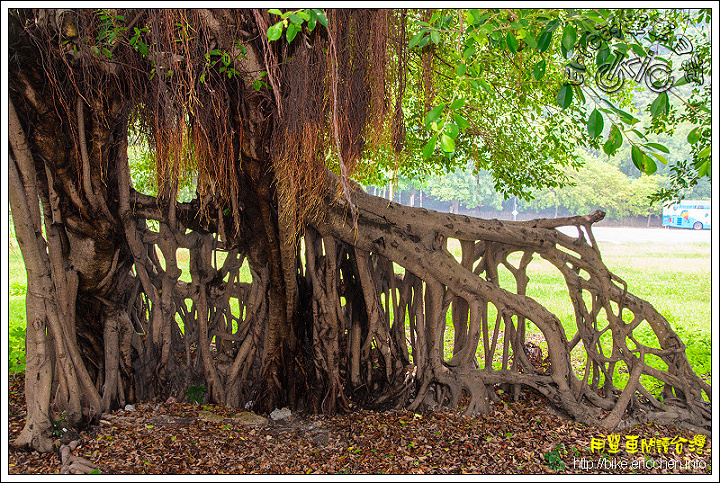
(8, 245, 28, 373)
(8, 233, 711, 393)
(435, 238, 711, 391)
(590, 242, 711, 384)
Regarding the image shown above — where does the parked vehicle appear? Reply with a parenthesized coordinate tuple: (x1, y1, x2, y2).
(662, 200, 711, 230)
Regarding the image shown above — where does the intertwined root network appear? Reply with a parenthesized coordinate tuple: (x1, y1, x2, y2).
(310, 184, 711, 432)
(123, 179, 710, 434)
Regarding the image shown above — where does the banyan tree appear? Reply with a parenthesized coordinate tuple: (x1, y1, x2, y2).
(8, 8, 711, 452)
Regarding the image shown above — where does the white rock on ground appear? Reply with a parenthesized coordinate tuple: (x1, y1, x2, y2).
(270, 407, 291, 421)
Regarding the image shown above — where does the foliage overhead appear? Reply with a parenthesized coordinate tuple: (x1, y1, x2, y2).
(23, 7, 709, 208)
(351, 8, 711, 204)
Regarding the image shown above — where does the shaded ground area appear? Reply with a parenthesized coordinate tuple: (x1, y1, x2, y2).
(7, 374, 710, 475)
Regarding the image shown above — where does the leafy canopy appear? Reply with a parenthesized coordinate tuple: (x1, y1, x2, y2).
(267, 8, 710, 204)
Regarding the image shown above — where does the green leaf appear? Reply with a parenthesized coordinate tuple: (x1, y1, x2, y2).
(456, 63, 467, 77)
(687, 126, 701, 144)
(643, 157, 657, 174)
(585, 11, 603, 22)
(561, 25, 576, 52)
(453, 113, 470, 131)
(698, 146, 711, 158)
(536, 31, 553, 52)
(596, 46, 610, 66)
(268, 8, 283, 16)
(409, 31, 426, 49)
(631, 145, 654, 173)
(288, 13, 304, 25)
(614, 42, 629, 54)
(430, 30, 441, 45)
(466, 9, 479, 24)
(507, 32, 518, 53)
(630, 128, 648, 141)
(462, 45, 475, 60)
(644, 142, 669, 153)
(445, 123, 459, 138)
(415, 35, 431, 49)
(572, 84, 586, 104)
(587, 108, 604, 138)
(630, 42, 647, 57)
(610, 106, 639, 125)
(423, 133, 439, 159)
(286, 23, 299, 42)
(440, 133, 455, 153)
(523, 32, 537, 50)
(315, 10, 328, 27)
(267, 22, 283, 41)
(424, 103, 446, 126)
(603, 124, 623, 155)
(535, 19, 559, 53)
(475, 12, 490, 26)
(545, 18, 561, 31)
(557, 84, 573, 109)
(450, 98, 465, 110)
(647, 151, 668, 165)
(697, 160, 710, 177)
(533, 59, 547, 80)
(673, 76, 689, 88)
(649, 92, 668, 118)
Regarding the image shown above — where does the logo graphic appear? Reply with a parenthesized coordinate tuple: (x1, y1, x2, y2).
(564, 15, 705, 94)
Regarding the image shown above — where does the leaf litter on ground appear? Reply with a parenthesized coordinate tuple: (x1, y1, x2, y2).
(7, 373, 711, 475)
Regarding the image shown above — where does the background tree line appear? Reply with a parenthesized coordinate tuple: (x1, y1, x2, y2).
(363, 79, 711, 225)
(366, 150, 710, 226)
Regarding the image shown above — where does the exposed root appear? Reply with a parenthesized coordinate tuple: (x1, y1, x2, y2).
(59, 440, 99, 474)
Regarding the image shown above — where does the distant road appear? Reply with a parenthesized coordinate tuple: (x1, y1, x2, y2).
(555, 226, 713, 244)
